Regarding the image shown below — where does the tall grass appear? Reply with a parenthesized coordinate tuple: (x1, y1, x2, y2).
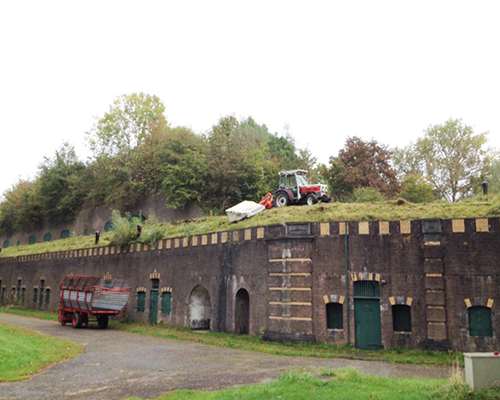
(2, 195, 500, 258)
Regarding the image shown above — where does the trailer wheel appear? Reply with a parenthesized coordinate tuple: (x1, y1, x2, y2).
(72, 312, 84, 329)
(97, 315, 109, 329)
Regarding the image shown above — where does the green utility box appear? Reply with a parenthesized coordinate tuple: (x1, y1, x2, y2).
(464, 353, 500, 389)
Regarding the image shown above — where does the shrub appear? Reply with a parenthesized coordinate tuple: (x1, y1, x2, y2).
(351, 187, 385, 202)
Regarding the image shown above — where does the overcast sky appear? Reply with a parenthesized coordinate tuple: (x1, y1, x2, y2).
(1, 1, 499, 198)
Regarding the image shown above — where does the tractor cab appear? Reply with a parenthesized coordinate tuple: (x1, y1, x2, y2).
(273, 170, 329, 207)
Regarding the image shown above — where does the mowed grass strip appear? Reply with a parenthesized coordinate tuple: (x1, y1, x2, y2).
(0, 321, 81, 382)
(123, 367, 500, 400)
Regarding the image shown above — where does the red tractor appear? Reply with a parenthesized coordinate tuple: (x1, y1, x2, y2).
(273, 170, 330, 207)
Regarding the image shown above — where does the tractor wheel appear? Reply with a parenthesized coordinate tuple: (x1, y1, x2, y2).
(306, 193, 318, 206)
(97, 315, 109, 329)
(72, 312, 83, 329)
(273, 192, 290, 207)
(321, 194, 330, 203)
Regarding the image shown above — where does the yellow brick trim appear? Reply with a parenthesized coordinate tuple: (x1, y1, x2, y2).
(487, 299, 494, 308)
(268, 287, 311, 291)
(183, 237, 189, 247)
(136, 286, 147, 292)
(103, 272, 112, 280)
(359, 221, 369, 235)
(320, 222, 330, 236)
(375, 273, 381, 282)
(323, 295, 329, 303)
(174, 238, 180, 248)
(166, 239, 172, 249)
(149, 272, 160, 280)
(464, 298, 472, 308)
(192, 236, 198, 246)
(158, 240, 164, 250)
(245, 229, 252, 241)
(268, 316, 312, 321)
(211, 233, 218, 245)
(389, 296, 395, 306)
(452, 219, 465, 233)
(161, 287, 173, 293)
(339, 222, 349, 235)
(476, 218, 489, 232)
(426, 273, 442, 277)
(400, 220, 411, 234)
(201, 235, 208, 246)
(221, 232, 229, 243)
(379, 221, 390, 234)
(406, 297, 413, 306)
(129, 244, 135, 252)
(233, 231, 240, 241)
(270, 301, 312, 306)
(257, 227, 264, 239)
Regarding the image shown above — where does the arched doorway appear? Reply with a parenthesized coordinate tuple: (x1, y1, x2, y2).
(189, 285, 211, 330)
(235, 289, 250, 334)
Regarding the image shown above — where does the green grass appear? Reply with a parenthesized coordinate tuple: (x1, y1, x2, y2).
(0, 321, 81, 382)
(0, 306, 460, 367)
(122, 367, 500, 400)
(2, 194, 500, 258)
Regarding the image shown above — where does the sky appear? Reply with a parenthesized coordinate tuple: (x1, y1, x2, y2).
(1, 1, 499, 198)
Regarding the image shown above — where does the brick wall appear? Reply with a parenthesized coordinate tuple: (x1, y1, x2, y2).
(1, 218, 500, 351)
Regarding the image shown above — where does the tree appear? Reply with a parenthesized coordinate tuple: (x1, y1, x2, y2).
(398, 174, 436, 203)
(36, 143, 86, 222)
(394, 119, 490, 202)
(86, 93, 166, 157)
(324, 137, 399, 201)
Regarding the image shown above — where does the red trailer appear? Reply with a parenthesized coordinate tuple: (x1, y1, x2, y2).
(58, 274, 131, 329)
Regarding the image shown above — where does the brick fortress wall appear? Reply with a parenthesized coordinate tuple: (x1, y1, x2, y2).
(1, 217, 499, 351)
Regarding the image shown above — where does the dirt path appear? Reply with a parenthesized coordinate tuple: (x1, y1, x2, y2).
(0, 313, 453, 400)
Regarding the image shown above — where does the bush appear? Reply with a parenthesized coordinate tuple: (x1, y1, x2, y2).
(109, 210, 141, 247)
(351, 187, 385, 202)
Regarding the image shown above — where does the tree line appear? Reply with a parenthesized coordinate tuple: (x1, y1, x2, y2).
(0, 93, 497, 235)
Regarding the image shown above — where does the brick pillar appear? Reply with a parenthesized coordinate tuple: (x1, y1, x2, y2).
(264, 223, 315, 343)
(421, 219, 450, 348)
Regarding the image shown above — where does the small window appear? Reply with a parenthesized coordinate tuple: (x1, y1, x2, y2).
(392, 305, 412, 332)
(28, 236, 36, 244)
(136, 291, 146, 312)
(60, 229, 70, 239)
(33, 288, 39, 304)
(326, 302, 343, 329)
(353, 281, 380, 298)
(151, 278, 160, 290)
(43, 233, 52, 242)
(45, 289, 51, 306)
(2, 240, 9, 248)
(161, 292, 172, 314)
(20, 287, 26, 304)
(469, 306, 492, 337)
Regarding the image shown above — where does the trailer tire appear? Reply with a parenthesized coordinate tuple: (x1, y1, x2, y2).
(72, 312, 83, 329)
(97, 315, 109, 329)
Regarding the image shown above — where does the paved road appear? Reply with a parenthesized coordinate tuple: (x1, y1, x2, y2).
(0, 313, 452, 400)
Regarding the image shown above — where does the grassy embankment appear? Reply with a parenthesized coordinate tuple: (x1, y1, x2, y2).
(0, 321, 81, 382)
(1, 194, 499, 258)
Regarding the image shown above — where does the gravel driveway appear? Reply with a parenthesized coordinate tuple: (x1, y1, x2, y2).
(0, 313, 452, 400)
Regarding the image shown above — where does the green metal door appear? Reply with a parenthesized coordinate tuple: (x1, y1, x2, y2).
(354, 298, 381, 349)
(149, 290, 159, 324)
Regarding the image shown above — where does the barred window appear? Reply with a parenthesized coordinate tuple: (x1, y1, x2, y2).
(161, 292, 172, 314)
(136, 291, 146, 312)
(469, 306, 492, 337)
(392, 305, 412, 332)
(326, 302, 343, 329)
